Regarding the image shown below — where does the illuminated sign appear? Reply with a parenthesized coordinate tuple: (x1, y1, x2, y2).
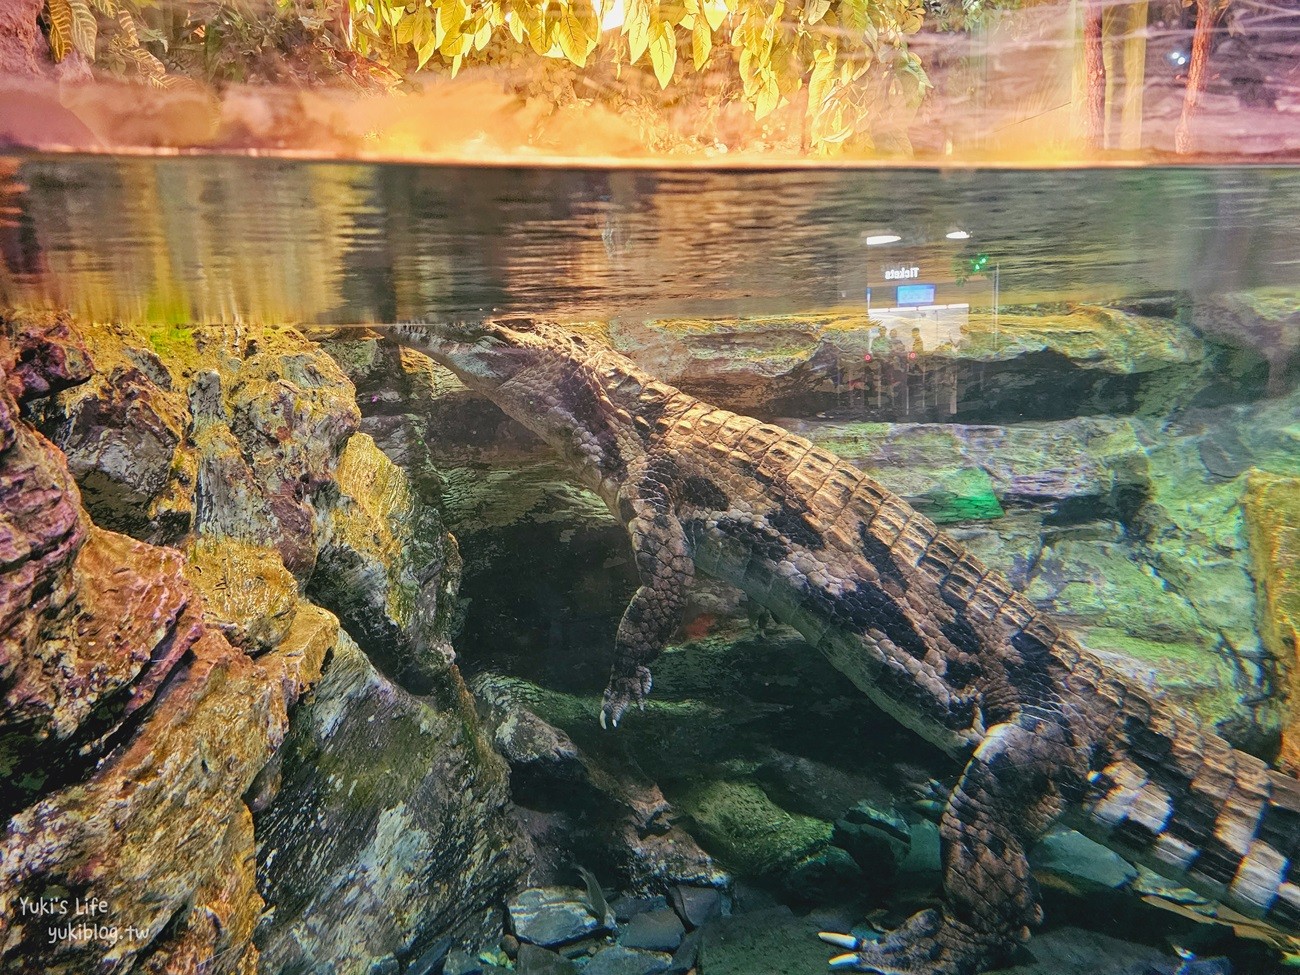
(884, 266, 921, 281)
(896, 284, 936, 306)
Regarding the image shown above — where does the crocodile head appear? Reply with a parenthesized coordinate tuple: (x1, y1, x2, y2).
(388, 318, 633, 478)
(388, 319, 544, 391)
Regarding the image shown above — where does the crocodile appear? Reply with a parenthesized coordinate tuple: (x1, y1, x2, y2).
(389, 318, 1300, 975)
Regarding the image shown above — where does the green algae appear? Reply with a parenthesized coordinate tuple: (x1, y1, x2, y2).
(914, 467, 1004, 523)
(673, 779, 834, 878)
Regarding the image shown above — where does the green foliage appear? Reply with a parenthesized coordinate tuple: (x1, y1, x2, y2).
(348, 0, 932, 150)
(38, 0, 938, 151)
(42, 0, 169, 83)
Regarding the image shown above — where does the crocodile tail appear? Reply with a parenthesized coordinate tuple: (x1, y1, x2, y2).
(1081, 700, 1300, 932)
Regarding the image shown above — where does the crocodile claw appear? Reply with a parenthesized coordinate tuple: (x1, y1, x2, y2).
(820, 931, 880, 970)
(599, 666, 653, 730)
(819, 933, 865, 951)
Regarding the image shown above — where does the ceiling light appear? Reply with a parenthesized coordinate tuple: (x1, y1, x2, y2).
(864, 234, 901, 246)
(946, 229, 970, 240)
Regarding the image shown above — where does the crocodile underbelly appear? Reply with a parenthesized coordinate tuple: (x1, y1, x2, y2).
(690, 526, 977, 756)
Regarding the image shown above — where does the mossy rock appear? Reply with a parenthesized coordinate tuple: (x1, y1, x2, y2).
(1243, 472, 1300, 768)
(182, 537, 300, 652)
(256, 633, 522, 974)
(1024, 540, 1205, 644)
(673, 779, 834, 880)
(914, 467, 1004, 523)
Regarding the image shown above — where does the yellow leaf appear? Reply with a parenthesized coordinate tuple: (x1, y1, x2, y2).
(661, 0, 686, 25)
(806, 40, 836, 115)
(647, 19, 676, 88)
(440, 21, 470, 56)
(680, 12, 695, 29)
(451, 51, 464, 76)
(395, 13, 417, 45)
(628, 9, 649, 63)
(581, 5, 600, 44)
(702, 0, 726, 29)
(435, 0, 467, 47)
(474, 18, 492, 49)
(752, 67, 778, 118)
(416, 32, 437, 66)
(621, 0, 640, 33)
(805, 0, 829, 24)
(432, 4, 446, 46)
(527, 3, 554, 54)
(68, 0, 96, 58)
(691, 18, 710, 69)
(506, 0, 526, 42)
(556, 1, 592, 66)
(47, 0, 74, 61)
(115, 7, 137, 46)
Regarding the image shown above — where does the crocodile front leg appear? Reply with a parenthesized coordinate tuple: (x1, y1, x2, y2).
(600, 489, 693, 729)
(822, 715, 1083, 975)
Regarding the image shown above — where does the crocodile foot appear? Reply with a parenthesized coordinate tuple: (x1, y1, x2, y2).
(820, 909, 991, 975)
(599, 665, 653, 729)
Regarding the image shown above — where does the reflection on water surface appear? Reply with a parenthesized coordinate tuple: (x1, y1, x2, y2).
(3, 155, 1300, 327)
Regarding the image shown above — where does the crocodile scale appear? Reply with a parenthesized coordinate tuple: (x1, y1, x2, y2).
(391, 319, 1300, 975)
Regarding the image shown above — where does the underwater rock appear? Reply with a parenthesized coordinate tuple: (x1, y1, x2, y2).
(475, 674, 726, 893)
(613, 894, 670, 922)
(0, 526, 201, 812)
(986, 926, 1167, 974)
(1, 311, 92, 398)
(0, 321, 91, 681)
(1031, 830, 1139, 897)
(1, 317, 520, 975)
(183, 536, 302, 653)
(255, 633, 523, 974)
(1242, 472, 1300, 769)
(307, 432, 460, 692)
(785, 416, 1129, 521)
(831, 801, 911, 879)
(1190, 289, 1300, 396)
(0, 570, 316, 975)
(0, 318, 340, 974)
(673, 779, 838, 885)
(618, 908, 686, 952)
(1022, 538, 1248, 729)
(444, 948, 484, 975)
(507, 886, 610, 947)
(32, 324, 189, 539)
(605, 306, 1208, 421)
(516, 943, 580, 975)
(582, 945, 673, 975)
(668, 886, 725, 930)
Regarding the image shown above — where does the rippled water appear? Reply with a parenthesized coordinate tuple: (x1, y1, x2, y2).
(3, 155, 1300, 326)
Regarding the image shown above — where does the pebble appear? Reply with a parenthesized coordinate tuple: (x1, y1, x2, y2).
(612, 894, 669, 923)
(516, 943, 579, 975)
(618, 909, 685, 952)
(668, 886, 723, 929)
(507, 887, 607, 946)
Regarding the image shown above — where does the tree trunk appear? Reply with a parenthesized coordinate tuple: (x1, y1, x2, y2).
(1174, 0, 1220, 154)
(1081, 0, 1106, 149)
